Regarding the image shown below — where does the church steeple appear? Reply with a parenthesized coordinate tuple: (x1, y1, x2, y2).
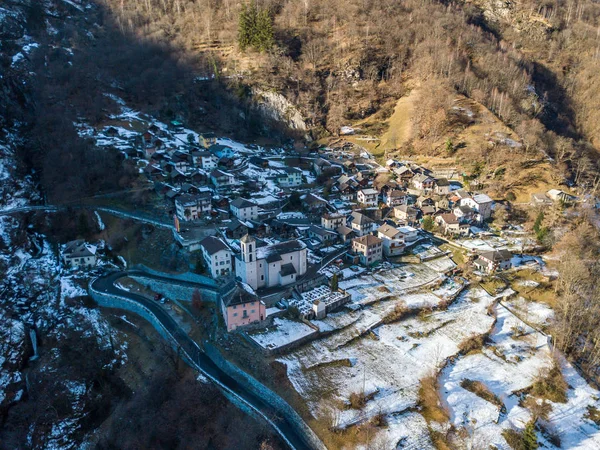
(240, 234, 256, 263)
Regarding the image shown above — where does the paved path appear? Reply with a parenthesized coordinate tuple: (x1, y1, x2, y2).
(91, 270, 315, 450)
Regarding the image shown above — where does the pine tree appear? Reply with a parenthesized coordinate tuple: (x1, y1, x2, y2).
(238, 2, 273, 52)
(533, 211, 544, 234)
(238, 3, 253, 51)
(523, 420, 538, 450)
(331, 273, 339, 292)
(255, 8, 274, 52)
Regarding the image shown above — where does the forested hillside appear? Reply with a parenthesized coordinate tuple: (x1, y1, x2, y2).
(103, 0, 600, 188)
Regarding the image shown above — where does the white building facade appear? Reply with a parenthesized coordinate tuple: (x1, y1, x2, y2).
(235, 235, 308, 291)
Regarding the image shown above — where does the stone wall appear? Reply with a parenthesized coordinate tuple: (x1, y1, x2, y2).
(204, 343, 326, 450)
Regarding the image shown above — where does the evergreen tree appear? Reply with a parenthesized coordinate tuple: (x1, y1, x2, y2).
(445, 138, 454, 155)
(255, 8, 274, 52)
(238, 3, 253, 51)
(523, 420, 538, 450)
(533, 211, 544, 234)
(422, 215, 435, 232)
(331, 273, 339, 291)
(238, 2, 273, 52)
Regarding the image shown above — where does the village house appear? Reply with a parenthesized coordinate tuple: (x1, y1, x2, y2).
(336, 225, 356, 243)
(169, 169, 187, 187)
(175, 192, 212, 221)
(235, 235, 308, 291)
(377, 224, 406, 257)
(432, 195, 450, 210)
(454, 204, 476, 222)
(412, 173, 435, 192)
(383, 189, 408, 207)
(225, 218, 249, 239)
(436, 213, 470, 236)
(357, 188, 379, 207)
(191, 150, 217, 170)
(171, 151, 191, 173)
(307, 225, 338, 247)
(200, 236, 232, 278)
(189, 170, 208, 185)
(230, 198, 260, 221)
(313, 158, 333, 175)
(394, 205, 419, 225)
(434, 178, 451, 195)
(351, 235, 383, 266)
(460, 193, 493, 222)
(338, 183, 357, 201)
(275, 167, 303, 187)
(321, 212, 346, 230)
(349, 211, 374, 236)
(210, 169, 235, 188)
(221, 292, 266, 332)
(198, 132, 217, 149)
(209, 143, 236, 159)
(393, 166, 414, 184)
(303, 193, 329, 213)
(416, 196, 435, 209)
(547, 189, 574, 203)
(62, 240, 97, 269)
(397, 226, 419, 243)
(473, 249, 513, 273)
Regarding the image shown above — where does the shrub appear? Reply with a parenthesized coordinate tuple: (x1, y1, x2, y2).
(458, 334, 485, 355)
(460, 379, 503, 408)
(502, 420, 538, 450)
(586, 405, 600, 425)
(530, 363, 568, 403)
(348, 392, 367, 409)
(418, 375, 449, 423)
(382, 301, 409, 324)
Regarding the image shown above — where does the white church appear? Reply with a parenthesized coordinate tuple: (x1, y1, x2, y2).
(235, 234, 308, 291)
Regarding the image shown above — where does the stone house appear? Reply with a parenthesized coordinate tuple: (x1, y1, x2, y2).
(200, 236, 232, 278)
(351, 235, 383, 266)
(62, 240, 97, 269)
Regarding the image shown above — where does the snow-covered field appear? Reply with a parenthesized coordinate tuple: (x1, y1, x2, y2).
(278, 262, 600, 449)
(249, 318, 317, 350)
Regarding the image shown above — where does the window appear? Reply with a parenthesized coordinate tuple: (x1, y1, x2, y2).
(233, 313, 238, 317)
(261, 275, 264, 281)
(251, 309, 255, 314)
(249, 254, 253, 262)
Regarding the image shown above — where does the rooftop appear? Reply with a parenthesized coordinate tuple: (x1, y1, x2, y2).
(200, 236, 229, 255)
(231, 197, 257, 209)
(353, 234, 382, 247)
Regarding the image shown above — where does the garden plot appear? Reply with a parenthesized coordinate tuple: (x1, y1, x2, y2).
(280, 287, 500, 447)
(248, 318, 317, 351)
(439, 298, 600, 449)
(341, 262, 446, 306)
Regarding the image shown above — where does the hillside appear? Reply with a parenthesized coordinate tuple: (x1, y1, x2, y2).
(100, 0, 600, 196)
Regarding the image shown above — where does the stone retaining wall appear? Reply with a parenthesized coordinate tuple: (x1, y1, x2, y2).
(204, 343, 326, 450)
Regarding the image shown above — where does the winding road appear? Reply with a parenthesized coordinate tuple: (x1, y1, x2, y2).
(90, 271, 317, 450)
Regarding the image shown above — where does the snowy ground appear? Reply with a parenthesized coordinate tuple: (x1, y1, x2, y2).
(279, 257, 600, 449)
(440, 297, 600, 449)
(248, 318, 317, 350)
